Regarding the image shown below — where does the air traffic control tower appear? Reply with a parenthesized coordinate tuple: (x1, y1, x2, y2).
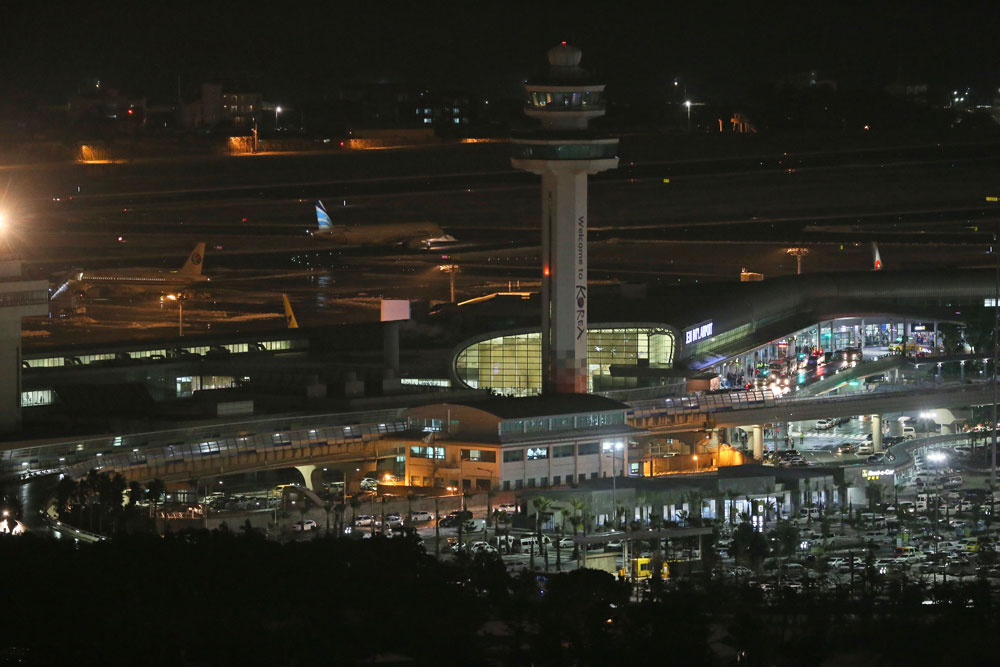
(0, 257, 48, 430)
(511, 44, 618, 393)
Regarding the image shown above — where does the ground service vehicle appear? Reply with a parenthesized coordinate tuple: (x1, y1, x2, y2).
(619, 557, 670, 580)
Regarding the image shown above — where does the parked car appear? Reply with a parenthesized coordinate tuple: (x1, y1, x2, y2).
(815, 419, 837, 431)
(496, 503, 517, 514)
(354, 515, 373, 527)
(836, 443, 856, 456)
(469, 541, 498, 555)
(856, 444, 874, 455)
(410, 510, 434, 522)
(293, 519, 317, 532)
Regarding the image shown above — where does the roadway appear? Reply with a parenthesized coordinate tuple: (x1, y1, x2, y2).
(632, 379, 997, 432)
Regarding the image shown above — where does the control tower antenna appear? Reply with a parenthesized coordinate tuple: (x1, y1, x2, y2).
(511, 43, 619, 394)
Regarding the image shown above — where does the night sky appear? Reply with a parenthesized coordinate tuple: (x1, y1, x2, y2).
(2, 3, 999, 105)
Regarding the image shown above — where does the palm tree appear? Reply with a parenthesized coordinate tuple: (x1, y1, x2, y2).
(774, 493, 785, 524)
(84, 469, 102, 531)
(865, 481, 884, 511)
(126, 480, 144, 528)
(803, 479, 814, 524)
(485, 486, 497, 528)
(54, 476, 77, 519)
(434, 495, 441, 557)
(349, 494, 361, 529)
(635, 493, 648, 527)
(406, 492, 418, 527)
(726, 490, 740, 528)
(684, 491, 704, 524)
(569, 498, 586, 560)
(532, 496, 553, 571)
(893, 480, 906, 508)
(762, 484, 776, 524)
(146, 478, 166, 534)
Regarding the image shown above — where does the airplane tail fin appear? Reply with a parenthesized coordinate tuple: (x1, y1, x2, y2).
(179, 243, 206, 275)
(282, 294, 299, 329)
(315, 200, 333, 234)
(872, 242, 883, 271)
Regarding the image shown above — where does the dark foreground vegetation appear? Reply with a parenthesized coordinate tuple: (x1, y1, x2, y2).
(2, 529, 999, 666)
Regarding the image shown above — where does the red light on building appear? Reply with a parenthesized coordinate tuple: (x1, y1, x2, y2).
(543, 267, 550, 276)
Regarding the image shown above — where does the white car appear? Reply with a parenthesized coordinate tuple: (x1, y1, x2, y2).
(495, 504, 517, 514)
(410, 510, 434, 522)
(293, 519, 317, 532)
(856, 444, 874, 455)
(354, 515, 374, 527)
(557, 537, 575, 549)
(469, 541, 497, 555)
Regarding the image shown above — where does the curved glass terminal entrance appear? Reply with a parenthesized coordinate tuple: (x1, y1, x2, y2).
(453, 327, 676, 396)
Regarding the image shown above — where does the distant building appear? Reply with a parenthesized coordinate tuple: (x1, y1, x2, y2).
(222, 92, 263, 128)
(775, 70, 837, 92)
(884, 82, 928, 106)
(68, 88, 146, 129)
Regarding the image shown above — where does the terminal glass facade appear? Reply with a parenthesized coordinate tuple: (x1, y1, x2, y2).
(454, 327, 675, 396)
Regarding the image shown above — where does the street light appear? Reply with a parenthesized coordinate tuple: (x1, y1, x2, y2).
(684, 100, 692, 132)
(438, 264, 460, 302)
(785, 247, 810, 275)
(602, 441, 624, 528)
(275, 106, 282, 129)
(164, 293, 184, 336)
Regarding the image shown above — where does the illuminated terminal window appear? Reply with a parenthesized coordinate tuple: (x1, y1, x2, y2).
(21, 390, 53, 407)
(24, 357, 64, 368)
(401, 378, 452, 388)
(454, 327, 675, 396)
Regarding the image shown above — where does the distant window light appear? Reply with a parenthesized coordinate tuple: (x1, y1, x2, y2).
(423, 118, 432, 124)
(453, 118, 460, 124)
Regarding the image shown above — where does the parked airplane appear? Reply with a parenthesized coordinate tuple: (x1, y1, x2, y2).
(310, 200, 456, 250)
(872, 242, 883, 271)
(56, 243, 209, 299)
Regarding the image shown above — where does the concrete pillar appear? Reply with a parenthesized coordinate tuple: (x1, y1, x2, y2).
(295, 465, 322, 491)
(872, 415, 883, 453)
(933, 321, 938, 349)
(752, 425, 763, 460)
